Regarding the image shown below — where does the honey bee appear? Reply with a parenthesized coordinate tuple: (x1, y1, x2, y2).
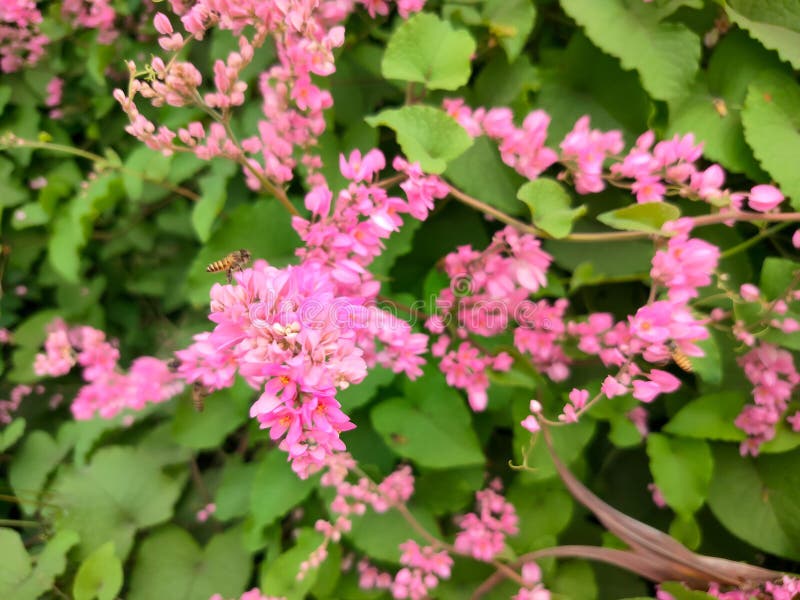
(712, 97, 728, 117)
(206, 249, 252, 283)
(191, 381, 209, 412)
(668, 342, 694, 373)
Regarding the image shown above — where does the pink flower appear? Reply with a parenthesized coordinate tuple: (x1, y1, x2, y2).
(748, 184, 784, 212)
(739, 284, 760, 302)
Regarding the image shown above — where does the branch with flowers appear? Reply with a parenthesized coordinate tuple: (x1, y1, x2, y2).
(1, 1, 800, 599)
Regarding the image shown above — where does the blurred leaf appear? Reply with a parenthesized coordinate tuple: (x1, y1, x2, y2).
(670, 514, 701, 551)
(382, 13, 476, 90)
(260, 529, 324, 600)
(415, 466, 484, 515)
(46, 446, 186, 560)
(647, 434, 712, 517)
(347, 505, 440, 563)
(0, 528, 79, 600)
(518, 178, 586, 238)
(0, 418, 26, 452)
(123, 147, 173, 201)
(664, 392, 747, 441)
(214, 459, 257, 521)
(474, 54, 539, 107)
(550, 560, 598, 600)
(128, 526, 250, 600)
(192, 171, 229, 242)
(9, 425, 75, 516)
(73, 542, 123, 600)
(371, 388, 484, 469)
(508, 479, 574, 553)
(249, 450, 317, 531)
(171, 378, 252, 449)
(366, 106, 473, 174)
(482, 0, 536, 62)
(597, 202, 680, 234)
(560, 0, 700, 102)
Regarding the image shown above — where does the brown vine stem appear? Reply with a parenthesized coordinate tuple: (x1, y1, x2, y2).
(445, 182, 800, 243)
(3, 136, 201, 202)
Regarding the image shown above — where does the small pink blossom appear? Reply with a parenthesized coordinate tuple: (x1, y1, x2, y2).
(748, 184, 784, 212)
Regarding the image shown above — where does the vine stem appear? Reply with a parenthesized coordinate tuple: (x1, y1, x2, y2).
(445, 183, 800, 243)
(3, 137, 201, 202)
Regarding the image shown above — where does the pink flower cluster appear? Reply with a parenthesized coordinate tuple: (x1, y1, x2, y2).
(454, 482, 519, 562)
(45, 77, 64, 119)
(444, 99, 558, 180)
(446, 98, 791, 216)
(62, 0, 118, 44)
(293, 151, 439, 379)
(0, 383, 44, 424)
(513, 562, 550, 600)
(33, 319, 182, 420)
(209, 589, 285, 600)
(180, 261, 367, 478)
(735, 343, 800, 455)
(117, 0, 427, 193)
(426, 225, 556, 409)
(0, 0, 48, 73)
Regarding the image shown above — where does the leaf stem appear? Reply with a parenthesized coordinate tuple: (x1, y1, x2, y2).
(2, 136, 201, 202)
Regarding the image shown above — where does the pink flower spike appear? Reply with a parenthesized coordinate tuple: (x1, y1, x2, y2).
(792, 229, 800, 249)
(748, 184, 784, 212)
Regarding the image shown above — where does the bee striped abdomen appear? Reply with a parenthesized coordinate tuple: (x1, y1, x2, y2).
(206, 258, 233, 273)
(671, 348, 694, 373)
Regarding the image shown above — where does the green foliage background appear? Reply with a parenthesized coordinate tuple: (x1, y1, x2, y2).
(1, 0, 800, 599)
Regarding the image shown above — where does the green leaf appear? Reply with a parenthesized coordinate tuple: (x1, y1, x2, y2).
(0, 418, 25, 452)
(365, 106, 473, 174)
(192, 172, 228, 242)
(214, 459, 257, 521)
(474, 54, 540, 107)
(550, 560, 597, 600)
(660, 582, 716, 599)
(560, 0, 701, 102)
(171, 378, 252, 449)
(46, 446, 186, 559)
(646, 434, 712, 517)
(249, 450, 317, 531)
(347, 505, 440, 563)
(446, 136, 527, 216)
(725, 0, 800, 69)
(73, 542, 123, 600)
(507, 479, 574, 553)
(516, 417, 596, 481)
(0, 528, 80, 600)
(415, 467, 485, 515)
(741, 72, 800, 208)
(664, 392, 748, 441)
(371, 391, 485, 469)
(518, 178, 587, 238)
(669, 514, 701, 550)
(708, 444, 800, 560)
(9, 426, 75, 515)
(185, 199, 299, 306)
(339, 364, 396, 412)
(482, 0, 536, 62)
(260, 529, 324, 600)
(689, 331, 722, 385)
(128, 526, 250, 600)
(597, 202, 680, 234)
(123, 147, 173, 201)
(760, 257, 799, 300)
(381, 13, 476, 90)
